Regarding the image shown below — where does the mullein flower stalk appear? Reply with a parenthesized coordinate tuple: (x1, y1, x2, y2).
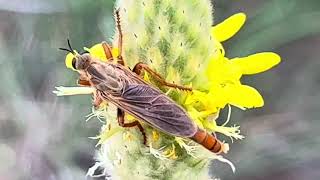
(54, 0, 281, 179)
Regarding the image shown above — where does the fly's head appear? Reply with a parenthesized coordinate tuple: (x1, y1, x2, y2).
(71, 53, 92, 71)
(59, 39, 93, 72)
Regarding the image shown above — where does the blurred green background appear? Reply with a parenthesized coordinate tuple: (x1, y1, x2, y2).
(0, 0, 319, 179)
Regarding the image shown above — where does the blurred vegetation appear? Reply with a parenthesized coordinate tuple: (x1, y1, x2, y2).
(213, 0, 320, 179)
(0, 0, 319, 179)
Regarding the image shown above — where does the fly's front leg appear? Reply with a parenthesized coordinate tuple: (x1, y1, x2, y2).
(93, 91, 103, 108)
(102, 9, 124, 65)
(132, 62, 192, 91)
(102, 41, 113, 61)
(77, 74, 104, 107)
(117, 108, 147, 145)
(77, 73, 91, 86)
(77, 79, 91, 86)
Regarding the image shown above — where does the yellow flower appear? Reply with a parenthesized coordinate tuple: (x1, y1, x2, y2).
(163, 144, 178, 160)
(58, 12, 280, 163)
(205, 54, 280, 109)
(189, 13, 281, 112)
(184, 13, 281, 139)
(209, 13, 280, 109)
(152, 130, 160, 142)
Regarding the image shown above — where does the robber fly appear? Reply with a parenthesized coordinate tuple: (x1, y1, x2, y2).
(59, 10, 228, 154)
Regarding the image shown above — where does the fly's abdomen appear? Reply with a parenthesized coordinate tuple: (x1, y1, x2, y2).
(191, 128, 229, 154)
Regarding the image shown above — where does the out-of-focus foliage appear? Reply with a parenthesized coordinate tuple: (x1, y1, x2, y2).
(0, 0, 319, 179)
(0, 0, 116, 179)
(213, 0, 320, 179)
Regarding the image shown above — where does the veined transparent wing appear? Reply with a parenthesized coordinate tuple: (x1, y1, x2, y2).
(100, 84, 197, 137)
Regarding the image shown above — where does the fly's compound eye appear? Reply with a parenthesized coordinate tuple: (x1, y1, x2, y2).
(71, 58, 77, 70)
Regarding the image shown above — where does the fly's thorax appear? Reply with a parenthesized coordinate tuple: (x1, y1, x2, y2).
(87, 62, 130, 95)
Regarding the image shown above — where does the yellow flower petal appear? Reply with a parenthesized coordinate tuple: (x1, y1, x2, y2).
(231, 52, 281, 75)
(152, 130, 160, 142)
(88, 44, 119, 62)
(112, 47, 119, 58)
(227, 85, 264, 108)
(185, 90, 206, 106)
(87, 43, 108, 61)
(206, 87, 229, 110)
(212, 39, 225, 58)
(65, 52, 76, 70)
(126, 114, 136, 122)
(206, 57, 242, 83)
(211, 13, 246, 42)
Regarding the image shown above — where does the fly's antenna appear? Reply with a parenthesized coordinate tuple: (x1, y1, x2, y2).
(59, 39, 75, 54)
(58, 48, 73, 53)
(67, 39, 74, 52)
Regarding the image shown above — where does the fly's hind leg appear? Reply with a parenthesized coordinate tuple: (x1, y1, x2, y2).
(93, 91, 104, 108)
(115, 9, 125, 66)
(117, 108, 147, 145)
(132, 62, 192, 91)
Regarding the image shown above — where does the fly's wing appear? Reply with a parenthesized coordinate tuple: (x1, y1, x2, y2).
(101, 84, 197, 137)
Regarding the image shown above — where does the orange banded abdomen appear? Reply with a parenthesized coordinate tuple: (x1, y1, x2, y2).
(191, 128, 228, 154)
